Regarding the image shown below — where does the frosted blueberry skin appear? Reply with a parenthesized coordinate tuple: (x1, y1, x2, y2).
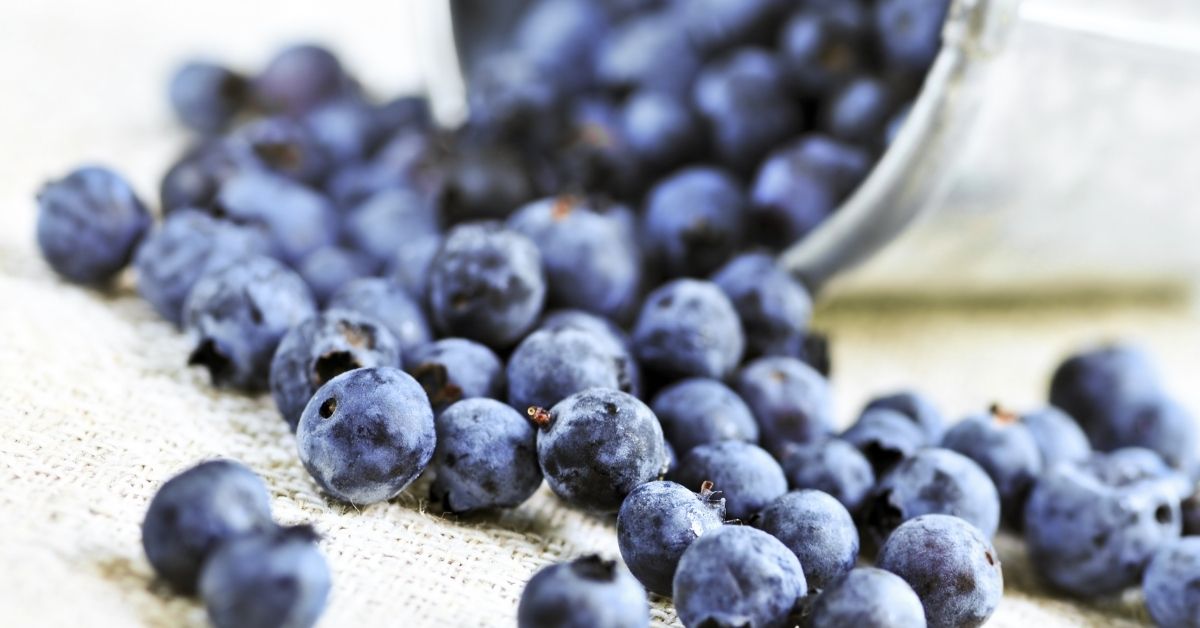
(1021, 406, 1091, 467)
(430, 398, 542, 514)
(344, 187, 440, 267)
(1102, 395, 1200, 477)
(254, 43, 347, 114)
(539, 309, 641, 398)
(518, 555, 650, 628)
(269, 310, 403, 431)
(1144, 537, 1200, 628)
(215, 171, 339, 265)
(843, 408, 930, 476)
(633, 279, 745, 382)
(863, 390, 946, 444)
(874, 0, 952, 75)
(295, 246, 374, 306)
(142, 460, 274, 594)
(184, 255, 317, 391)
(427, 222, 547, 349)
(199, 525, 330, 628)
(1024, 458, 1182, 597)
(651, 378, 759, 456)
(437, 140, 537, 224)
(296, 367, 436, 505)
(327, 278, 432, 359)
(1048, 344, 1163, 448)
(507, 196, 641, 320)
(508, 326, 632, 414)
(941, 408, 1044, 528)
(225, 116, 332, 186)
(36, 165, 152, 285)
(407, 338, 504, 416)
(808, 567, 927, 628)
(168, 61, 248, 135)
(389, 234, 442, 301)
(712, 252, 813, 359)
(641, 167, 745, 279)
(734, 356, 834, 455)
(862, 448, 1001, 551)
(877, 515, 1002, 628)
(692, 48, 801, 174)
(673, 525, 807, 628)
(534, 388, 667, 513)
(134, 210, 269, 326)
(616, 480, 726, 596)
(778, 439, 875, 515)
(672, 441, 787, 522)
(754, 490, 859, 592)
(748, 142, 837, 249)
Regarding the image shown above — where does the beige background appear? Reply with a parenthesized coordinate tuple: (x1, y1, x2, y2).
(2, 1, 1197, 626)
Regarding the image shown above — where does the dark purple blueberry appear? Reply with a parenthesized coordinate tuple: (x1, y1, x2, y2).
(303, 97, 385, 163)
(389, 235, 442, 301)
(345, 187, 440, 267)
(508, 326, 634, 414)
(296, 366, 435, 505)
(1049, 344, 1165, 450)
(539, 309, 641, 398)
(595, 9, 701, 98)
(254, 43, 347, 114)
(407, 338, 504, 415)
(269, 310, 402, 431)
(1021, 406, 1091, 467)
(159, 141, 240, 214)
(632, 279, 745, 381)
(863, 390, 946, 444)
(749, 143, 837, 248)
(651, 378, 759, 456)
(842, 408, 927, 476)
(672, 441, 787, 521)
(808, 567, 926, 628)
(778, 439, 875, 515)
(168, 61, 248, 134)
(616, 480, 726, 595)
(227, 116, 331, 185)
(788, 134, 873, 199)
(735, 356, 834, 454)
(1103, 395, 1200, 476)
(431, 398, 542, 513)
(466, 52, 566, 143)
(437, 141, 535, 225)
(755, 490, 859, 592)
(326, 277, 432, 359)
(779, 5, 869, 97)
(1144, 538, 1200, 628)
(942, 406, 1044, 527)
(620, 90, 702, 173)
(518, 556, 649, 628)
(371, 95, 433, 139)
(514, 0, 610, 92)
(712, 252, 813, 359)
(799, 332, 833, 377)
(214, 171, 338, 265)
(681, 0, 786, 54)
(642, 167, 745, 279)
(874, 0, 951, 74)
(36, 166, 152, 285)
(820, 76, 897, 146)
(296, 246, 374, 306)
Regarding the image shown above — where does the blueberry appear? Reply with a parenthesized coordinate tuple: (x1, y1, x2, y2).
(673, 525, 806, 628)
(712, 252, 813, 358)
(1023, 459, 1181, 597)
(389, 235, 442, 301)
(673, 441, 787, 521)
(215, 171, 338, 265)
(734, 356, 834, 454)
(371, 95, 432, 138)
(345, 187, 439, 267)
(842, 409, 926, 477)
(595, 9, 701, 98)
(184, 255, 317, 391)
(874, 0, 951, 74)
(778, 439, 875, 515)
(632, 279, 744, 381)
(641, 167, 745, 279)
(876, 514, 1002, 628)
(304, 97, 384, 164)
(508, 326, 634, 414)
(755, 490, 859, 592)
(1049, 344, 1163, 454)
(296, 366, 435, 505)
(430, 398, 542, 513)
(1182, 485, 1200, 536)
(254, 43, 347, 114)
(160, 140, 240, 213)
(270, 310, 402, 431)
(1020, 405, 1091, 467)
(1082, 447, 1190, 497)
(514, 0, 610, 93)
(141, 460, 274, 594)
(863, 390, 946, 444)
(681, 0, 785, 53)
(749, 142, 837, 248)
(616, 480, 726, 595)
(941, 406, 1043, 527)
(1144, 537, 1200, 628)
(651, 378, 758, 456)
(406, 338, 504, 415)
(787, 134, 873, 199)
(168, 61, 248, 134)
(539, 309, 641, 397)
(1103, 395, 1200, 476)
(327, 278, 432, 358)
(820, 76, 896, 146)
(518, 555, 649, 628)
(554, 97, 643, 199)
(620, 90, 701, 172)
(36, 166, 152, 285)
(808, 567, 927, 628)
(693, 48, 801, 173)
(427, 222, 546, 348)
(466, 53, 565, 143)
(532, 388, 666, 513)
(862, 448, 1001, 550)
(227, 116, 332, 186)
(199, 525, 330, 628)
(507, 196, 641, 320)
(134, 210, 269, 326)
(296, 246, 374, 306)
(325, 128, 443, 210)
(779, 6, 869, 98)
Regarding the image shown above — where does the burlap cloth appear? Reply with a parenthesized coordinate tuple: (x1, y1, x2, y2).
(0, 3, 1186, 626)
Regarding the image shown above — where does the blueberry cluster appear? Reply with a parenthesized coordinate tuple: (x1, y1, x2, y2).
(141, 460, 330, 628)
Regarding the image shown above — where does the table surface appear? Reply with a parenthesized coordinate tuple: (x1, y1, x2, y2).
(1, 2, 1194, 626)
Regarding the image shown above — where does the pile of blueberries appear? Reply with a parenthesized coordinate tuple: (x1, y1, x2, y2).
(31, 0, 1200, 626)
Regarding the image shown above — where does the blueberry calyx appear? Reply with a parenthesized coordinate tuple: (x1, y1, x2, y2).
(412, 363, 464, 408)
(189, 338, 233, 384)
(988, 403, 1019, 425)
(313, 351, 361, 386)
(568, 554, 618, 582)
(527, 406, 552, 430)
